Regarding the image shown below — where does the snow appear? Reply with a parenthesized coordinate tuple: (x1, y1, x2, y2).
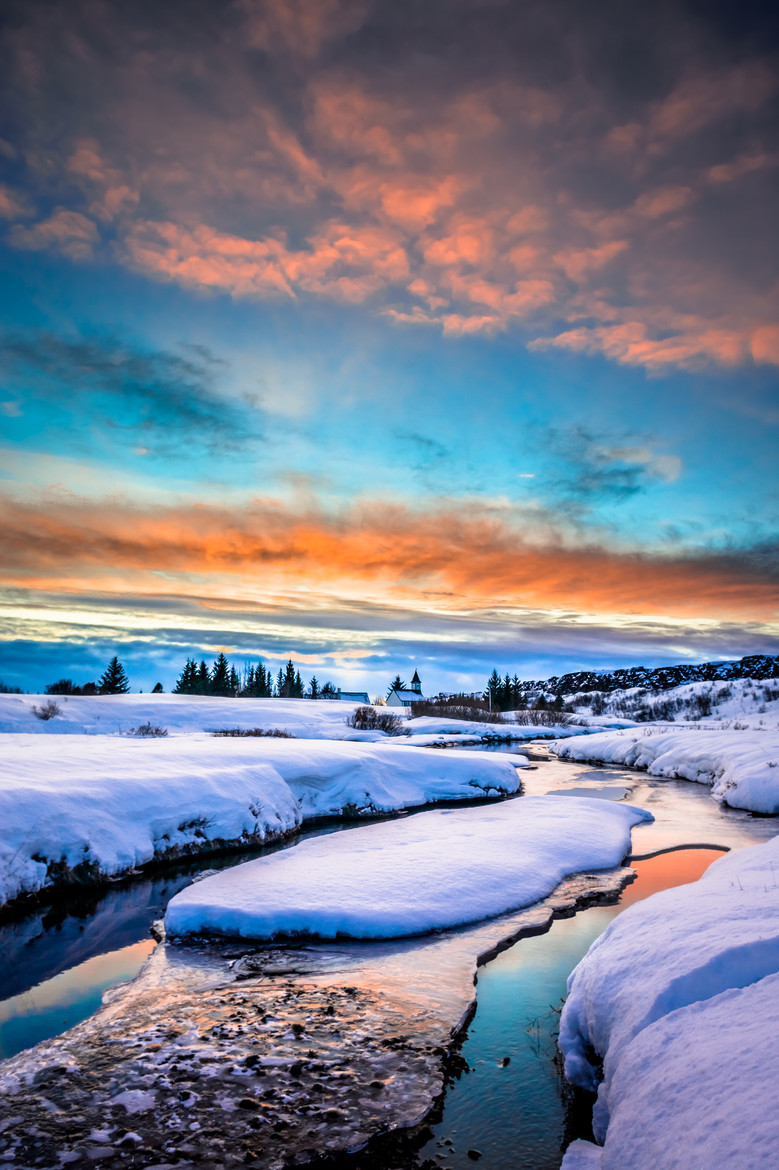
(551, 727, 779, 813)
(164, 796, 652, 941)
(0, 693, 595, 744)
(0, 693, 379, 739)
(0, 735, 524, 908)
(568, 676, 779, 730)
(559, 835, 779, 1170)
(402, 715, 588, 741)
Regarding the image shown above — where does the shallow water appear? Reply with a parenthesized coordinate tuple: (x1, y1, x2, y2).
(417, 848, 724, 1170)
(0, 747, 775, 1169)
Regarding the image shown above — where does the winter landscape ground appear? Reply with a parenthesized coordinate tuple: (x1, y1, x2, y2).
(0, 678, 778, 1168)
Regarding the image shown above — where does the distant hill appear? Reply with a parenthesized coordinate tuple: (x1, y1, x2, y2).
(525, 654, 779, 697)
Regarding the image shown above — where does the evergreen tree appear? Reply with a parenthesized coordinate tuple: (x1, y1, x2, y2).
(294, 669, 304, 698)
(387, 674, 406, 697)
(99, 656, 130, 694)
(321, 680, 337, 698)
(309, 675, 320, 700)
(229, 665, 240, 695)
(196, 660, 211, 695)
(211, 653, 231, 696)
(276, 668, 284, 697)
(485, 669, 501, 708)
(152, 682, 163, 694)
(174, 658, 197, 694)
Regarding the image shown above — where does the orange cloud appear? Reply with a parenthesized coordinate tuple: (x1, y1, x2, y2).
(0, 494, 776, 623)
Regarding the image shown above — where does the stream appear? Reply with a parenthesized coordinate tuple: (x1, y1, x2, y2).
(0, 747, 776, 1169)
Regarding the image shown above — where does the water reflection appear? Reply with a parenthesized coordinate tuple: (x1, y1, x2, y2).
(0, 939, 156, 1060)
(417, 846, 727, 1170)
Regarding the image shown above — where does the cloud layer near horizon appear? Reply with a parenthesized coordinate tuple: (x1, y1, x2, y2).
(1, 0, 778, 369)
(1, 491, 776, 623)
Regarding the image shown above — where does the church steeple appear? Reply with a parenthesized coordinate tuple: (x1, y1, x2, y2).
(410, 670, 421, 694)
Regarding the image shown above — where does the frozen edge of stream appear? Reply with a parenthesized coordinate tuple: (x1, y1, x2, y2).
(0, 864, 637, 1170)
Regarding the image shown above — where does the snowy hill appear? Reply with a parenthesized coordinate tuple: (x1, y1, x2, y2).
(523, 653, 779, 698)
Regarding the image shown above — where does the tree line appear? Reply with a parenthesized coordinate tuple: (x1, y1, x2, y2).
(485, 670, 564, 712)
(174, 654, 339, 699)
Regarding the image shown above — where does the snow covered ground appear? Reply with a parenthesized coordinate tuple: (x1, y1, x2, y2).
(551, 727, 779, 813)
(568, 676, 779, 730)
(165, 796, 652, 941)
(560, 835, 779, 1170)
(0, 735, 524, 909)
(0, 693, 591, 743)
(0, 693, 376, 739)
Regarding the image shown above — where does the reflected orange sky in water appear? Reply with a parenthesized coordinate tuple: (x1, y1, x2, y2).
(620, 849, 726, 909)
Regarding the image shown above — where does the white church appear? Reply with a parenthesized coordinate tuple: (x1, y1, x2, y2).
(386, 670, 426, 707)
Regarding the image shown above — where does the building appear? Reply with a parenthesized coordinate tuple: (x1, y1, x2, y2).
(337, 689, 371, 703)
(386, 670, 426, 707)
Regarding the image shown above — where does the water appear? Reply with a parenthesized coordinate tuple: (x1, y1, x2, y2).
(0, 748, 775, 1169)
(417, 848, 725, 1170)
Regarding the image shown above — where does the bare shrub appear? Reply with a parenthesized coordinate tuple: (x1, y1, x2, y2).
(128, 722, 169, 737)
(211, 728, 297, 738)
(346, 706, 404, 734)
(410, 695, 505, 724)
(511, 709, 571, 727)
(31, 700, 61, 721)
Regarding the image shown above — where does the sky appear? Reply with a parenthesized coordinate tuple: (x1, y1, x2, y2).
(0, 0, 777, 695)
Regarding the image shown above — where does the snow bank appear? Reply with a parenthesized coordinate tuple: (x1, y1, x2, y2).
(551, 727, 779, 813)
(403, 715, 587, 741)
(559, 836, 779, 1170)
(0, 736, 524, 908)
(164, 796, 651, 941)
(0, 693, 374, 739)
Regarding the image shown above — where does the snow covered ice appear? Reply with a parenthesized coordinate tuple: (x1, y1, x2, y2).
(0, 735, 524, 908)
(559, 834, 779, 1170)
(551, 726, 779, 813)
(164, 796, 652, 941)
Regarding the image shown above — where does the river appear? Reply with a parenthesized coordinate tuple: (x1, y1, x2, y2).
(0, 747, 775, 1169)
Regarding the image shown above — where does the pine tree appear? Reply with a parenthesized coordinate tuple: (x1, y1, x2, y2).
(211, 653, 231, 696)
(321, 681, 337, 698)
(387, 674, 406, 697)
(99, 656, 130, 694)
(196, 660, 211, 695)
(293, 669, 303, 698)
(485, 669, 501, 708)
(280, 660, 296, 698)
(309, 675, 320, 700)
(174, 658, 197, 694)
(152, 682, 163, 694)
(229, 666, 240, 695)
(276, 668, 284, 697)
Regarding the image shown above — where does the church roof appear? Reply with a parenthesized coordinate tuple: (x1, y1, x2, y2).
(411, 670, 421, 683)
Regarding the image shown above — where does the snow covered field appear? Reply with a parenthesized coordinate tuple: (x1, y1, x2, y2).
(165, 797, 651, 941)
(0, 693, 590, 743)
(560, 836, 779, 1170)
(551, 727, 779, 813)
(0, 693, 374, 739)
(0, 735, 524, 909)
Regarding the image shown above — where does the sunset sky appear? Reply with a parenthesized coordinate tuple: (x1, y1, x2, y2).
(1, 0, 777, 694)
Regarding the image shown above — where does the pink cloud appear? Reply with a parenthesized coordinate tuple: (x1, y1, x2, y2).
(236, 0, 368, 58)
(707, 154, 772, 184)
(9, 210, 99, 259)
(0, 184, 33, 219)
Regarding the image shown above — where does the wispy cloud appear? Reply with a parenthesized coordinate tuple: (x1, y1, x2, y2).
(0, 332, 263, 456)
